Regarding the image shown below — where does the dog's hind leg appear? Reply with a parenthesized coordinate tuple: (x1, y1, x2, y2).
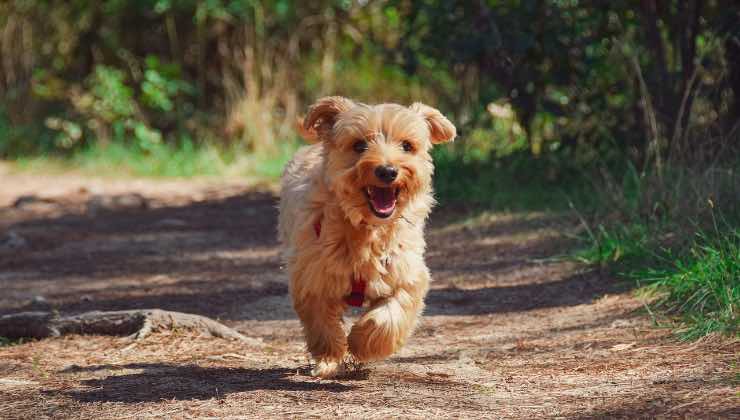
(293, 295, 347, 378)
(347, 277, 428, 362)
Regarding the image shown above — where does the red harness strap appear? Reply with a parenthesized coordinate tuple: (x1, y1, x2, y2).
(313, 220, 322, 238)
(345, 279, 367, 307)
(314, 218, 366, 307)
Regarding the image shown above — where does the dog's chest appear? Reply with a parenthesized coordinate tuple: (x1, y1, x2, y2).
(313, 215, 423, 301)
(359, 249, 415, 301)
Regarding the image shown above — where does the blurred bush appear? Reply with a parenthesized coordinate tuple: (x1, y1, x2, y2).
(0, 0, 738, 175)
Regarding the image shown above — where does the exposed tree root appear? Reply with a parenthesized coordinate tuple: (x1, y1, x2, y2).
(0, 309, 262, 345)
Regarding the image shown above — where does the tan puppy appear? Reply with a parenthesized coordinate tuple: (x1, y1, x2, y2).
(278, 96, 456, 378)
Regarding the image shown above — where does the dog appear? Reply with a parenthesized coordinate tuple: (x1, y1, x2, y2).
(278, 96, 456, 378)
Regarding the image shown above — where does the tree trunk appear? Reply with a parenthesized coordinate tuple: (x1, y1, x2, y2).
(725, 35, 740, 133)
(641, 0, 670, 115)
(669, 0, 702, 159)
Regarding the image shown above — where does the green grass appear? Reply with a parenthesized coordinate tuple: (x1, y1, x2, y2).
(12, 138, 298, 181)
(72, 140, 227, 177)
(637, 229, 739, 340)
(432, 148, 596, 212)
(575, 217, 739, 340)
(569, 160, 740, 340)
(0, 336, 23, 347)
(573, 223, 651, 268)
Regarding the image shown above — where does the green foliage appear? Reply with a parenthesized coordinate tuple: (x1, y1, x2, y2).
(26, 57, 199, 155)
(573, 162, 740, 340)
(140, 56, 194, 113)
(0, 336, 22, 347)
(1, 0, 736, 196)
(638, 228, 739, 340)
(397, 0, 738, 165)
(432, 143, 603, 213)
(435, 151, 550, 210)
(2, 0, 736, 166)
(574, 223, 651, 268)
(88, 66, 137, 122)
(575, 214, 739, 340)
(0, 107, 56, 157)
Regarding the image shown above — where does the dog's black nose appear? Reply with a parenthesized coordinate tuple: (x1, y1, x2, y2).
(374, 165, 398, 184)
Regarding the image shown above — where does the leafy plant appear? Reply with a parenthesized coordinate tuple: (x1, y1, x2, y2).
(140, 56, 194, 113)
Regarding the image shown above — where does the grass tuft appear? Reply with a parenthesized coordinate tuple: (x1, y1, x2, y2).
(572, 162, 739, 340)
(575, 211, 739, 340)
(0, 336, 23, 347)
(573, 223, 650, 267)
(636, 229, 739, 340)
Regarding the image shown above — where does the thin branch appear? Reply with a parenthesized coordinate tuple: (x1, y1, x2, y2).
(0, 309, 263, 346)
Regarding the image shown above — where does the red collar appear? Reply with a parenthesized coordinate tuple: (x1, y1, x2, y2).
(314, 218, 366, 307)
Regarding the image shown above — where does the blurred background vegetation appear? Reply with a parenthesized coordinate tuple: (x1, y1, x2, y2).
(1, 0, 738, 337)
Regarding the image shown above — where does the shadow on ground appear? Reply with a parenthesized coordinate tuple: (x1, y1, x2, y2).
(53, 363, 354, 403)
(425, 270, 626, 316)
(569, 386, 738, 420)
(1, 188, 625, 322)
(1, 191, 279, 273)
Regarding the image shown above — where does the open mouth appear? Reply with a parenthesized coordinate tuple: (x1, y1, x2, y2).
(363, 186, 400, 218)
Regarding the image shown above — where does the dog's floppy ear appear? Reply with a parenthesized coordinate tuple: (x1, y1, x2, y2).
(301, 96, 355, 142)
(409, 102, 456, 144)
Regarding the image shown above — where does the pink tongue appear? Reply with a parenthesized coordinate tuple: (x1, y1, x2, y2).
(370, 187, 395, 212)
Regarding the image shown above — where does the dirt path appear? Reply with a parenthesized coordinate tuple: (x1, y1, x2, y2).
(0, 169, 736, 419)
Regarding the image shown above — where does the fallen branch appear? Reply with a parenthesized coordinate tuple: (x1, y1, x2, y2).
(0, 309, 262, 345)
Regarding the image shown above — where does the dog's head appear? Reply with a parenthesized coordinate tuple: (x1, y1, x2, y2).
(302, 96, 456, 225)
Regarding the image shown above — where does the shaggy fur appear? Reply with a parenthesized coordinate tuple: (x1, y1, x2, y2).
(278, 96, 456, 378)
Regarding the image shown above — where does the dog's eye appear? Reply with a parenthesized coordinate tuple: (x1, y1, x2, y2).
(401, 141, 414, 153)
(353, 140, 368, 153)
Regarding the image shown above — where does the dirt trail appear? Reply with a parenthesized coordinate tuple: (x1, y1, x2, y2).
(0, 169, 736, 419)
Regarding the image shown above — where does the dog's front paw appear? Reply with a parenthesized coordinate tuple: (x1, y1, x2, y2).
(311, 358, 343, 379)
